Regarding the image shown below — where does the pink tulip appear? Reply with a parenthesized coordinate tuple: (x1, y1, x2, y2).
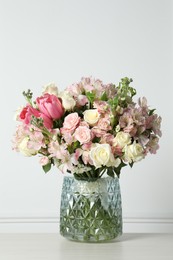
(36, 93, 64, 120)
(20, 105, 53, 129)
(20, 105, 40, 124)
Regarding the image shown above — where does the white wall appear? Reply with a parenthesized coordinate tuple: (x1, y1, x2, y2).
(0, 0, 172, 233)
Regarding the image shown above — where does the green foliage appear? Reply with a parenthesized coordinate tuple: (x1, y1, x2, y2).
(42, 163, 51, 173)
(114, 161, 127, 178)
(107, 167, 115, 178)
(73, 105, 87, 117)
(108, 96, 119, 109)
(74, 172, 99, 182)
(100, 91, 108, 101)
(149, 109, 156, 116)
(129, 161, 134, 168)
(86, 92, 96, 104)
(22, 89, 33, 106)
(108, 77, 137, 111)
(68, 141, 80, 154)
(74, 167, 106, 182)
(92, 136, 101, 143)
(53, 111, 69, 129)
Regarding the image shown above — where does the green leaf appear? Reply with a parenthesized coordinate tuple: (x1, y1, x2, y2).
(92, 136, 101, 143)
(114, 161, 127, 178)
(149, 109, 156, 116)
(107, 167, 115, 178)
(68, 141, 80, 153)
(113, 96, 119, 106)
(129, 161, 134, 168)
(86, 92, 95, 104)
(74, 172, 99, 182)
(129, 86, 136, 97)
(42, 163, 51, 173)
(100, 92, 108, 101)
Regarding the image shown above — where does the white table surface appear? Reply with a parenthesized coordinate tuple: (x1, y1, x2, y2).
(0, 233, 172, 260)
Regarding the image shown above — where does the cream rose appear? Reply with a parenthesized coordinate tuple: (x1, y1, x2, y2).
(113, 131, 131, 148)
(18, 137, 37, 156)
(59, 90, 76, 110)
(83, 109, 100, 125)
(42, 83, 59, 96)
(90, 143, 117, 168)
(106, 154, 121, 168)
(123, 142, 144, 163)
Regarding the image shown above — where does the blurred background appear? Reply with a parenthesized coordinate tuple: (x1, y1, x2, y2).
(0, 0, 172, 232)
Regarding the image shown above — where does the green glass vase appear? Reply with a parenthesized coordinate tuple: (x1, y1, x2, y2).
(60, 176, 122, 242)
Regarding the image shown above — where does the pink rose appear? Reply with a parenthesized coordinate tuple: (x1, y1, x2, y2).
(20, 105, 53, 129)
(36, 93, 64, 120)
(61, 112, 80, 133)
(74, 126, 92, 144)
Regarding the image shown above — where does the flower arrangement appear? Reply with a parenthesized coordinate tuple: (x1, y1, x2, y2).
(12, 77, 162, 181)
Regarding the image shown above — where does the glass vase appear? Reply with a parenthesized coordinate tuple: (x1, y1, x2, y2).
(60, 176, 122, 242)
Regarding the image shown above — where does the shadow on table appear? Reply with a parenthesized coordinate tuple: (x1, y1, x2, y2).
(118, 233, 158, 242)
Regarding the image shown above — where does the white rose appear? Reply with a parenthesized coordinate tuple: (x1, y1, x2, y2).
(83, 109, 100, 125)
(113, 131, 131, 148)
(59, 91, 76, 110)
(42, 83, 59, 96)
(123, 142, 144, 163)
(106, 154, 121, 168)
(90, 144, 111, 168)
(18, 137, 37, 156)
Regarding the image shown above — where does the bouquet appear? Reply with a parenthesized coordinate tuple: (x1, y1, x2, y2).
(12, 77, 162, 181)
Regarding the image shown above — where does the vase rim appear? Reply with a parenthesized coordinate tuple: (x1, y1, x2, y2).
(63, 175, 119, 180)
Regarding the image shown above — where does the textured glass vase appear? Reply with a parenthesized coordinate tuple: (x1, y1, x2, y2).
(60, 176, 122, 242)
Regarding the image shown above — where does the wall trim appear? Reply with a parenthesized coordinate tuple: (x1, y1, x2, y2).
(0, 217, 173, 233)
